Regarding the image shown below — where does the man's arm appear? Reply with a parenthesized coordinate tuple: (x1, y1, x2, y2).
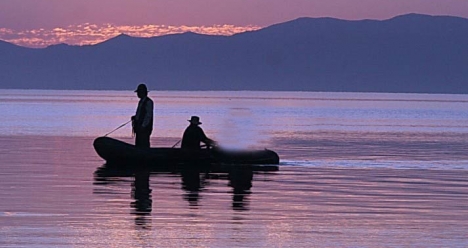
(199, 127, 215, 146)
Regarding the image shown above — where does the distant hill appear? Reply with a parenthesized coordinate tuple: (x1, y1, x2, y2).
(1, 13, 468, 93)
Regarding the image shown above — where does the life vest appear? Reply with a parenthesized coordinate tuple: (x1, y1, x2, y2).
(134, 97, 153, 133)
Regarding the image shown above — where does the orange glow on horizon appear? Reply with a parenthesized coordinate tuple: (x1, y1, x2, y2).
(0, 23, 262, 48)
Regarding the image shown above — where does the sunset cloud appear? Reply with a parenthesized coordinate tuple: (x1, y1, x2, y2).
(0, 23, 262, 48)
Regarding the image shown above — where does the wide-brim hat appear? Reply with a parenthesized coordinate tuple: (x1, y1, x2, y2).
(188, 116, 202, 125)
(134, 83, 149, 92)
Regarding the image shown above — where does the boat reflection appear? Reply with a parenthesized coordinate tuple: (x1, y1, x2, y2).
(93, 162, 276, 225)
(94, 163, 154, 228)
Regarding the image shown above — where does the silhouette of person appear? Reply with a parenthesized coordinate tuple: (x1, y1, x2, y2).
(229, 168, 253, 211)
(180, 169, 202, 207)
(131, 168, 152, 227)
(131, 83, 154, 148)
(181, 116, 215, 150)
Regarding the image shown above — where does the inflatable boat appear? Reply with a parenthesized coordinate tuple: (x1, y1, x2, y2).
(93, 137, 280, 172)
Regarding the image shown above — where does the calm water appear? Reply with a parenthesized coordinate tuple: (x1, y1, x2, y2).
(1, 90, 468, 247)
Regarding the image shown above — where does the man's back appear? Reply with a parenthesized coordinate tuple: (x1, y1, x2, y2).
(135, 96, 153, 133)
(181, 124, 207, 149)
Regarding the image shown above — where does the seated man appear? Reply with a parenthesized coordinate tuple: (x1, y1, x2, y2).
(181, 116, 216, 150)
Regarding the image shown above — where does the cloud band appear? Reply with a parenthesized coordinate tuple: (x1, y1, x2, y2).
(0, 23, 262, 48)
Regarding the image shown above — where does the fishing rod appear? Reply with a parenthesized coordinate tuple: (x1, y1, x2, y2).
(104, 120, 132, 137)
(171, 139, 181, 148)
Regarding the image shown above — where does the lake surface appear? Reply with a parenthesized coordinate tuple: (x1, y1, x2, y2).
(1, 90, 468, 247)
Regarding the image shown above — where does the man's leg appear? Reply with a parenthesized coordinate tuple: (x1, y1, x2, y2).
(135, 130, 151, 148)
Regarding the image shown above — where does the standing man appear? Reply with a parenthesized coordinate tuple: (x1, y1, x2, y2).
(132, 83, 154, 148)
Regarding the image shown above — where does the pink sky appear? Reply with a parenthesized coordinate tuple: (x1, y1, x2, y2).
(1, 0, 467, 47)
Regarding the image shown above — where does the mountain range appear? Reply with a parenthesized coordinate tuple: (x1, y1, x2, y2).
(1, 13, 468, 93)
